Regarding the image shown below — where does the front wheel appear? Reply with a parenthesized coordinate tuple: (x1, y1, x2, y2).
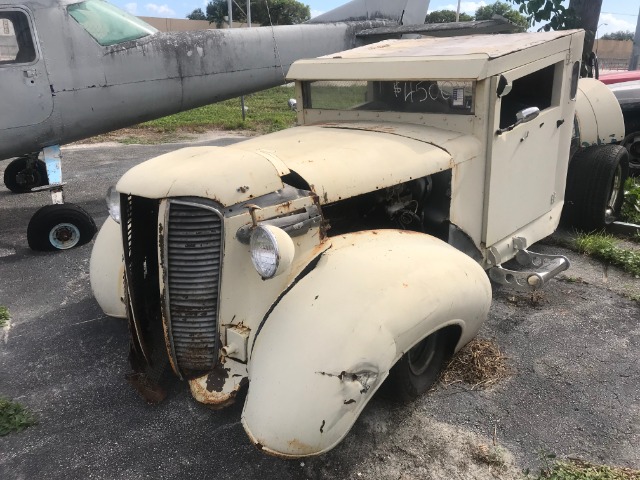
(27, 204, 97, 251)
(384, 330, 450, 402)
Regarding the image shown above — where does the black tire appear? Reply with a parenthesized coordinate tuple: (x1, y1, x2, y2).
(3, 156, 48, 193)
(27, 204, 97, 251)
(384, 330, 450, 403)
(622, 117, 640, 176)
(563, 144, 629, 231)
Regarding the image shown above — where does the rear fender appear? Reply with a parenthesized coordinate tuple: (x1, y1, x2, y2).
(241, 230, 491, 458)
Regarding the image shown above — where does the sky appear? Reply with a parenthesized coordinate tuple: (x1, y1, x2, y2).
(111, 0, 638, 38)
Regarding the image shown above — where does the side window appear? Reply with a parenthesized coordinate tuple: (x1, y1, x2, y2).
(499, 63, 557, 129)
(0, 10, 36, 65)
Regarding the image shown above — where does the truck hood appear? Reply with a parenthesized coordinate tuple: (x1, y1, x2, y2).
(116, 146, 285, 206)
(229, 123, 480, 204)
(117, 123, 480, 206)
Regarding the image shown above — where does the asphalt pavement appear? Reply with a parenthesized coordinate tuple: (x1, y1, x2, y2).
(0, 137, 638, 480)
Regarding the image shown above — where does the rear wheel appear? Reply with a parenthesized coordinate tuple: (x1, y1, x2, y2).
(622, 117, 640, 176)
(3, 156, 48, 193)
(384, 330, 450, 402)
(563, 145, 629, 231)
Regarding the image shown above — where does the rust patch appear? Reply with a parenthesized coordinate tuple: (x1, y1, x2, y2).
(237, 185, 250, 193)
(206, 365, 230, 392)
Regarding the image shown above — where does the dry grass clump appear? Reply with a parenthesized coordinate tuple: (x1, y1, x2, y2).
(440, 338, 510, 389)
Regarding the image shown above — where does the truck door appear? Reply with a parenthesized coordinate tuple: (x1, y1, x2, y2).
(482, 58, 574, 247)
(0, 7, 53, 130)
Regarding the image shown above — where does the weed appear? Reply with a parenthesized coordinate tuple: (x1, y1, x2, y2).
(0, 397, 37, 436)
(560, 276, 587, 284)
(621, 178, 640, 225)
(530, 457, 640, 479)
(575, 232, 640, 277)
(472, 444, 507, 469)
(0, 306, 9, 328)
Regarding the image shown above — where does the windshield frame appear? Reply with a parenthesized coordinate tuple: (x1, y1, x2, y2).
(67, 0, 157, 47)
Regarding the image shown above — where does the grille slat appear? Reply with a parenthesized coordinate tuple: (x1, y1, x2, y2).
(165, 201, 223, 375)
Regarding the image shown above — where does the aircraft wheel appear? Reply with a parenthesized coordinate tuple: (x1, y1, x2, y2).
(3, 157, 48, 193)
(27, 204, 97, 251)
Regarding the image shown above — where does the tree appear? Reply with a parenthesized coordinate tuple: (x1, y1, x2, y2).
(508, 0, 603, 76)
(205, 0, 310, 28)
(186, 8, 207, 20)
(508, 0, 578, 30)
(601, 30, 634, 41)
(424, 10, 473, 24)
(475, 2, 528, 30)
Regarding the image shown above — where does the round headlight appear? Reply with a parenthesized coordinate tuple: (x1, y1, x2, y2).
(250, 225, 295, 279)
(106, 186, 121, 224)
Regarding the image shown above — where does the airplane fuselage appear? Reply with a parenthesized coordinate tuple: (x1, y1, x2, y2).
(0, 0, 393, 160)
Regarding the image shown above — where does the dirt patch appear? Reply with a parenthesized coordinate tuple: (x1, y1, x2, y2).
(305, 405, 523, 480)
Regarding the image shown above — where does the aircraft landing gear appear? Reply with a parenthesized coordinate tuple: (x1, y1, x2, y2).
(3, 154, 49, 193)
(22, 145, 97, 251)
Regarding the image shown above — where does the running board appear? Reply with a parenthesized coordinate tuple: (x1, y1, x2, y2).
(488, 249, 570, 291)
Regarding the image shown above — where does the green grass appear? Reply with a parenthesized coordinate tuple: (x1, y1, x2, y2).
(0, 306, 9, 328)
(621, 178, 640, 225)
(531, 458, 640, 480)
(0, 397, 37, 436)
(575, 232, 640, 277)
(140, 86, 297, 135)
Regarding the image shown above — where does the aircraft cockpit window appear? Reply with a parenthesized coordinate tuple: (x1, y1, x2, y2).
(304, 80, 475, 115)
(0, 11, 36, 65)
(68, 0, 158, 46)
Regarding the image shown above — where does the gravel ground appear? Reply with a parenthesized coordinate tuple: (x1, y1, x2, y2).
(0, 137, 638, 479)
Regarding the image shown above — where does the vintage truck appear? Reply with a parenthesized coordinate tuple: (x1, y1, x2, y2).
(90, 30, 627, 458)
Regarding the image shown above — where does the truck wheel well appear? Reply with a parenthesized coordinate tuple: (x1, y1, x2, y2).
(439, 324, 463, 358)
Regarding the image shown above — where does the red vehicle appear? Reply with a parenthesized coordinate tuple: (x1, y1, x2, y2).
(602, 71, 640, 175)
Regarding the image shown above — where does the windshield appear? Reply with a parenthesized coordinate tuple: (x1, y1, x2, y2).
(304, 80, 475, 115)
(68, 0, 157, 46)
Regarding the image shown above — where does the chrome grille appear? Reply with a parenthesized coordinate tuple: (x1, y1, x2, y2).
(165, 200, 223, 376)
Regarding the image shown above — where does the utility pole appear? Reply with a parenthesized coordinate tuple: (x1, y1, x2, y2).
(241, 0, 251, 120)
(630, 5, 640, 70)
(227, 0, 233, 27)
(568, 0, 603, 76)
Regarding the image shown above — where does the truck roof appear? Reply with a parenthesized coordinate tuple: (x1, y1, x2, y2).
(287, 30, 584, 81)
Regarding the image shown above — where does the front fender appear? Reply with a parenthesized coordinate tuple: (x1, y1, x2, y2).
(241, 230, 491, 458)
(90, 217, 126, 318)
